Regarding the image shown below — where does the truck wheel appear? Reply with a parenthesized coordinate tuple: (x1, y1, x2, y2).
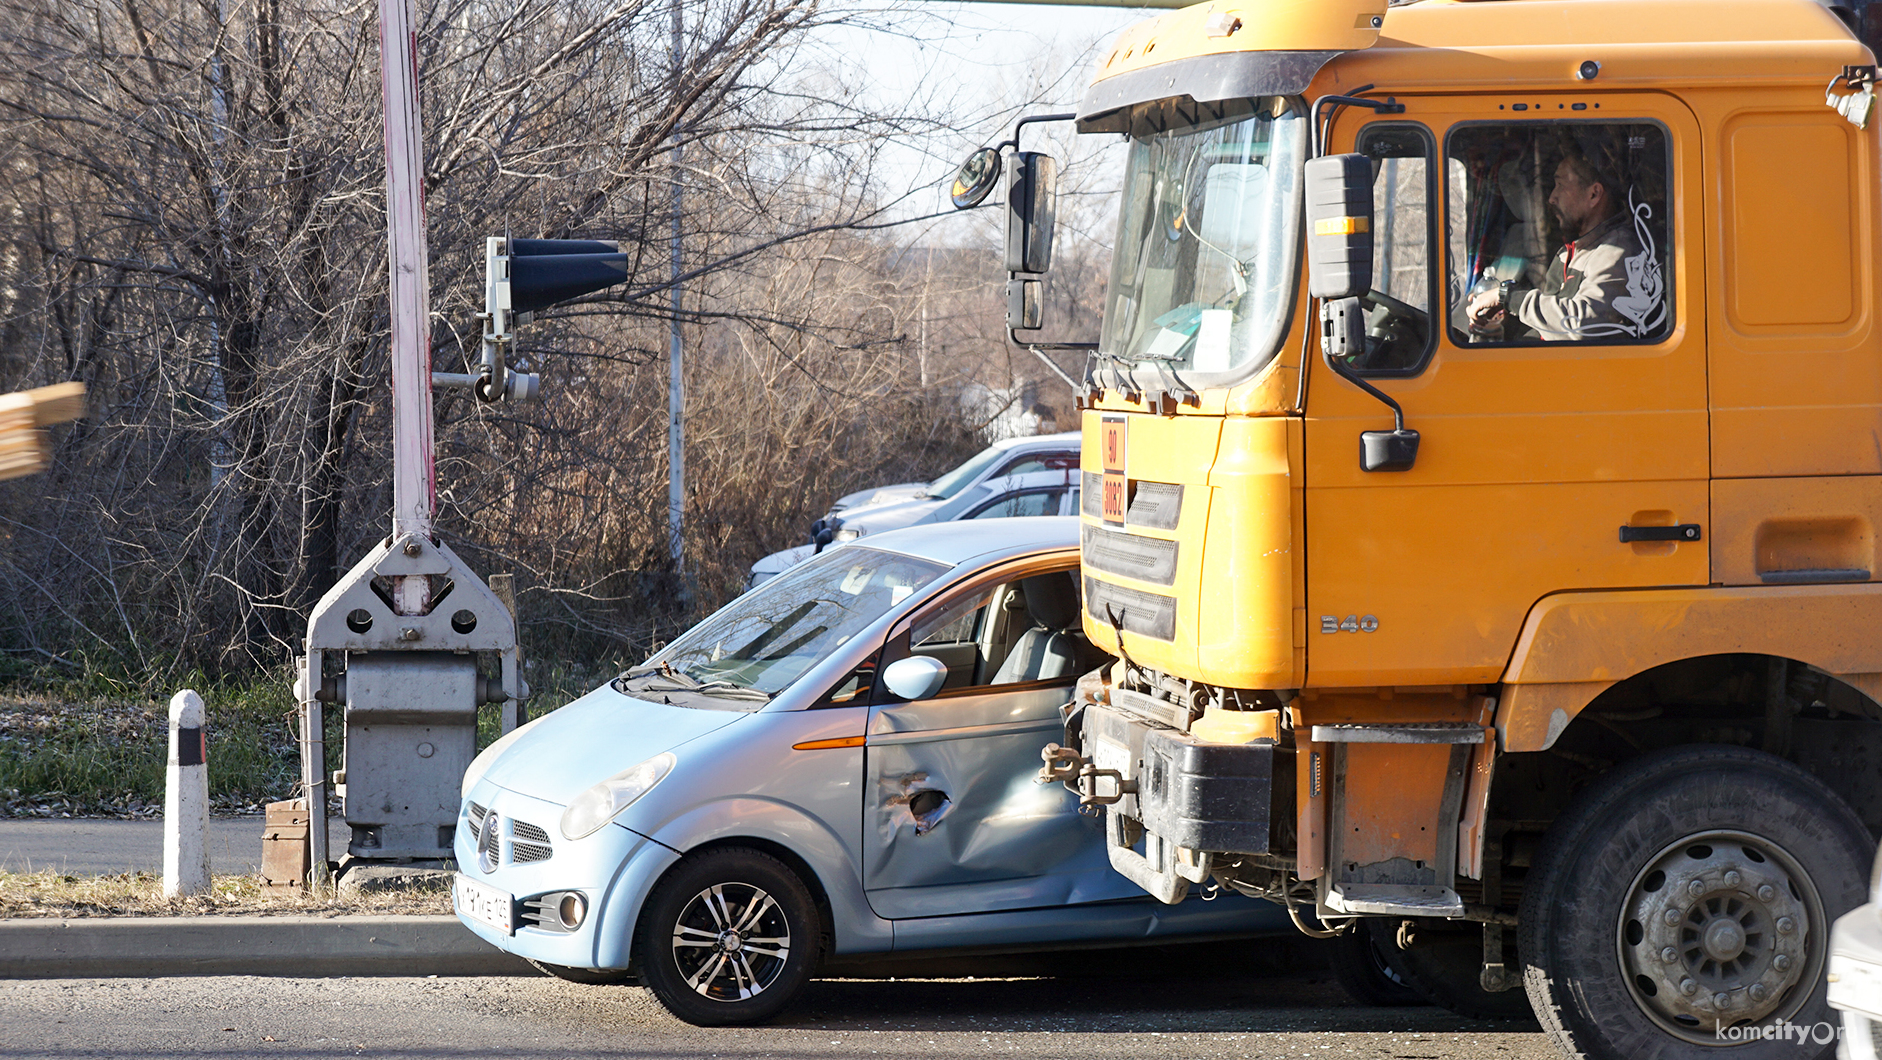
(1519, 744, 1871, 1060)
(526, 959, 637, 985)
(1328, 920, 1426, 1007)
(1377, 918, 1535, 1020)
(635, 847, 822, 1026)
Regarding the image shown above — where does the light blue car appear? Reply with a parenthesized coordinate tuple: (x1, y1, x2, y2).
(453, 516, 1290, 1024)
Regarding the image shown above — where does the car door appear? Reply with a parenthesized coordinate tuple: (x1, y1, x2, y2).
(861, 558, 1132, 920)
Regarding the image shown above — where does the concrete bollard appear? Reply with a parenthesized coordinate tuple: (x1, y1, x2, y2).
(163, 689, 210, 898)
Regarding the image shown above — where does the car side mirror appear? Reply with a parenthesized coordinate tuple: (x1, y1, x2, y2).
(1005, 151, 1057, 275)
(882, 656, 949, 701)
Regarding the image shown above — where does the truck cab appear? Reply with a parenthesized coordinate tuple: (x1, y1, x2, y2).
(960, 1, 1882, 1056)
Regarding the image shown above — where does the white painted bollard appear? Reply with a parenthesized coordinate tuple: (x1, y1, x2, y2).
(163, 689, 210, 897)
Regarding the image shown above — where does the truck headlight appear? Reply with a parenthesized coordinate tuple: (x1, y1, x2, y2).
(559, 752, 675, 840)
(833, 528, 862, 542)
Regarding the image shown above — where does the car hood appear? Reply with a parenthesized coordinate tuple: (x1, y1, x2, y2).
(839, 496, 944, 534)
(829, 481, 926, 514)
(478, 685, 750, 806)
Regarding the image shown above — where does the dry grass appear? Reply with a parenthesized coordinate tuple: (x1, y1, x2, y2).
(0, 870, 451, 918)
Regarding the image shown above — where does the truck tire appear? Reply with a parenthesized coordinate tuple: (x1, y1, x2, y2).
(1376, 918, 1535, 1020)
(635, 847, 822, 1026)
(1328, 920, 1426, 1007)
(1519, 744, 1871, 1060)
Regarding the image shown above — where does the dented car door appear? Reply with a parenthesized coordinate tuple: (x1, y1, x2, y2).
(860, 564, 1139, 920)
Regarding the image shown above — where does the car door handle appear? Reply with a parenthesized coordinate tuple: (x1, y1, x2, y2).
(1619, 524, 1701, 543)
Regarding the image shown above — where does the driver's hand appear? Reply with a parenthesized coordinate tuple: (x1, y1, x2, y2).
(1467, 291, 1505, 334)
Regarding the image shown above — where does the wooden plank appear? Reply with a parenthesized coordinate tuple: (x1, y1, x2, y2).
(26, 382, 85, 427)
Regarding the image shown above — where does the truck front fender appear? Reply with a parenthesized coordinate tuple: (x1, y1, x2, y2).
(1498, 584, 1882, 752)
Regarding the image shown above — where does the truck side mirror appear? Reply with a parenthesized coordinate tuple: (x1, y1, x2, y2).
(950, 147, 1001, 209)
(1304, 153, 1374, 300)
(1006, 278, 1042, 331)
(1005, 151, 1058, 275)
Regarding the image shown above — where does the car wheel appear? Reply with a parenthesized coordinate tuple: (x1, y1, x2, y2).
(635, 847, 821, 1026)
(1328, 920, 1427, 1007)
(526, 959, 637, 986)
(1519, 744, 1871, 1060)
(1377, 918, 1535, 1020)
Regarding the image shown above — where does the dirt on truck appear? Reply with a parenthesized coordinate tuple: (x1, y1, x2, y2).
(949, 0, 1882, 1056)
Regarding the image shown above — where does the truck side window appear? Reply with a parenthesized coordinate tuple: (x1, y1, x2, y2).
(1347, 123, 1437, 376)
(1446, 121, 1671, 347)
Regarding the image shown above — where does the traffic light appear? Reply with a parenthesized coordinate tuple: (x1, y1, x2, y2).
(470, 237, 634, 404)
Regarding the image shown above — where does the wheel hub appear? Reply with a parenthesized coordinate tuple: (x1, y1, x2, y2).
(717, 930, 744, 953)
(1619, 831, 1817, 1038)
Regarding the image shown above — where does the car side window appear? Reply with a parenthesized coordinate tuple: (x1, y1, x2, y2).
(968, 489, 1065, 520)
(992, 450, 1078, 477)
(879, 566, 1109, 700)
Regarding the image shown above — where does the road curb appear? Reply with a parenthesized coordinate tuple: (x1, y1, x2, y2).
(0, 915, 537, 978)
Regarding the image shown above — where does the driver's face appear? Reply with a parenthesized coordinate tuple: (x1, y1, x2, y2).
(1547, 159, 1599, 238)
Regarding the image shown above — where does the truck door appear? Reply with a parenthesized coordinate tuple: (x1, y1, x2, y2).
(1304, 94, 1707, 686)
(861, 563, 1131, 920)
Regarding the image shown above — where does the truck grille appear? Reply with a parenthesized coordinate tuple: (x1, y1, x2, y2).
(1082, 524, 1179, 585)
(1085, 574, 1177, 641)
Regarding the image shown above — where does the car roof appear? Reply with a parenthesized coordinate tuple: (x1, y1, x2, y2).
(856, 515, 1079, 568)
(992, 430, 1079, 452)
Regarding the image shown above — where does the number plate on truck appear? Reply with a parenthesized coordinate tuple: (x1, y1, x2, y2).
(454, 874, 514, 935)
(1101, 414, 1127, 526)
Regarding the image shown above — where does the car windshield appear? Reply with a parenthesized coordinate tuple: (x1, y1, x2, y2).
(1102, 98, 1305, 381)
(629, 547, 950, 705)
(921, 445, 1006, 499)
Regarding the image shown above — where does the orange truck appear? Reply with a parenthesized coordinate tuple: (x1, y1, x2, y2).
(952, 0, 1882, 1055)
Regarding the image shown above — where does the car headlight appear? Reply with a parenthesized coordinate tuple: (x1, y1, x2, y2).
(559, 752, 675, 840)
(833, 528, 862, 542)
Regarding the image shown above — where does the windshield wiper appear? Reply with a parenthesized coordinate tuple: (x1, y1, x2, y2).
(616, 663, 771, 702)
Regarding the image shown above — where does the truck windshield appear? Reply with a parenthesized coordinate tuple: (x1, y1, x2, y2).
(1102, 99, 1305, 380)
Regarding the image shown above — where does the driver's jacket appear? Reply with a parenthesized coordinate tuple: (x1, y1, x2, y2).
(1508, 208, 1664, 341)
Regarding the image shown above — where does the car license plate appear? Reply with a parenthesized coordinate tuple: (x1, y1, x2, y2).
(1100, 414, 1127, 526)
(1831, 952, 1882, 1019)
(454, 874, 514, 935)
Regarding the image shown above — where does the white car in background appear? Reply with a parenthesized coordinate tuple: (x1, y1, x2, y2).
(757, 432, 1080, 589)
(752, 465, 1081, 588)
(805, 432, 1080, 545)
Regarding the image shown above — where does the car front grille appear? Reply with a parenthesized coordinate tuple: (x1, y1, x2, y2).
(511, 819, 553, 863)
(464, 802, 488, 842)
(463, 801, 553, 866)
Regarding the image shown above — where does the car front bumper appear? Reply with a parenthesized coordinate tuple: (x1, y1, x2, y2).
(454, 782, 680, 971)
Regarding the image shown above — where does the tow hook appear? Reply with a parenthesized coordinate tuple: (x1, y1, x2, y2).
(1038, 744, 1136, 807)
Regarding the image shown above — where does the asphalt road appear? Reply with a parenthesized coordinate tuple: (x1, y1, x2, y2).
(0, 817, 350, 875)
(0, 972, 1554, 1059)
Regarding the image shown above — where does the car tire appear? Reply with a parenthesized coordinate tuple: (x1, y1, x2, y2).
(1329, 920, 1427, 1007)
(526, 959, 638, 986)
(635, 847, 822, 1026)
(1377, 917, 1535, 1020)
(1519, 744, 1871, 1060)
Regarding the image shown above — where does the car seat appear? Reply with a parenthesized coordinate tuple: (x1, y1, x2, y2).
(990, 573, 1090, 684)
